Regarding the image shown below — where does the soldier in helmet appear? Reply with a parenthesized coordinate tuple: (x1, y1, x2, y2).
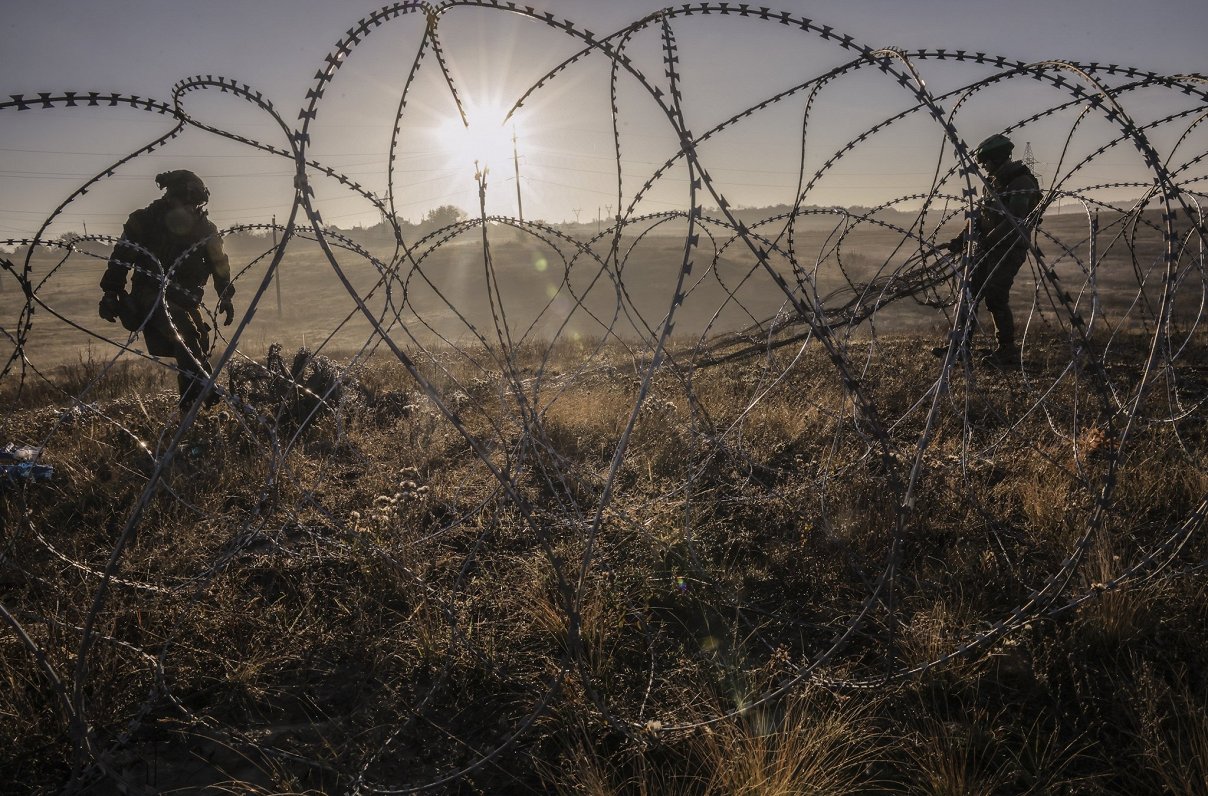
(936, 133, 1042, 366)
(98, 170, 235, 408)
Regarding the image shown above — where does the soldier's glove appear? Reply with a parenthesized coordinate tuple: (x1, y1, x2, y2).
(99, 291, 125, 323)
(218, 296, 235, 327)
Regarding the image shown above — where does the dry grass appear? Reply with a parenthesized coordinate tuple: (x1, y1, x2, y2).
(546, 691, 883, 795)
(1134, 670, 1208, 795)
(1, 330, 1205, 793)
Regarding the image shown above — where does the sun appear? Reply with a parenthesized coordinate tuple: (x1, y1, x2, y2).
(438, 100, 518, 178)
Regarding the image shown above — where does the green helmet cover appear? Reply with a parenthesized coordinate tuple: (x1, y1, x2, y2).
(155, 169, 210, 205)
(974, 133, 1013, 159)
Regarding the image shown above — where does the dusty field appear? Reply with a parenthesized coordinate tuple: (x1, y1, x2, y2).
(1, 207, 1191, 378)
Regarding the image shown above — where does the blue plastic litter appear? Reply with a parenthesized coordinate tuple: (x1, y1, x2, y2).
(1, 462, 54, 482)
(0, 444, 53, 484)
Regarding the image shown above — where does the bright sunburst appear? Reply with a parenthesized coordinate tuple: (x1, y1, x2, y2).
(437, 100, 518, 179)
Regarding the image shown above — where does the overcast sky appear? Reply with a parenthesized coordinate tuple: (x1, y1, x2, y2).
(2, 0, 1204, 238)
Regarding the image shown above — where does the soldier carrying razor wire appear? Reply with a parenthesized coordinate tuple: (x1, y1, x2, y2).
(98, 170, 235, 409)
(934, 133, 1042, 366)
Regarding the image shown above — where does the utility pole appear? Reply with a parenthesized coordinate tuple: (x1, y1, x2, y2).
(573, 208, 581, 224)
(1023, 142, 1041, 184)
(512, 124, 524, 224)
(272, 214, 282, 317)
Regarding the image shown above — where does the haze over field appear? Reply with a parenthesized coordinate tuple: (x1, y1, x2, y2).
(5, 206, 1193, 370)
(4, 0, 1204, 378)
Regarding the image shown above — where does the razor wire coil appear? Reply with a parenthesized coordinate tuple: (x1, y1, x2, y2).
(1, 2, 1207, 791)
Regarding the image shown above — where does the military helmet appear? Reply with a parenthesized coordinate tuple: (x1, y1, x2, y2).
(973, 133, 1014, 160)
(155, 169, 210, 205)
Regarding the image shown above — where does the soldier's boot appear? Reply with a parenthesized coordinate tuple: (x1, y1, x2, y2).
(986, 306, 1019, 365)
(178, 365, 220, 410)
(178, 371, 201, 410)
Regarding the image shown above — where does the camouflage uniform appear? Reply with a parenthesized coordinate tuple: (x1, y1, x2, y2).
(100, 171, 234, 407)
(947, 136, 1042, 360)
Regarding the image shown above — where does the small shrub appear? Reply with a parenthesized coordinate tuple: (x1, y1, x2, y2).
(227, 342, 364, 432)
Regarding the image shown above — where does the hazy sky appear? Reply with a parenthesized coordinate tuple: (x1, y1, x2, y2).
(2, 0, 1204, 239)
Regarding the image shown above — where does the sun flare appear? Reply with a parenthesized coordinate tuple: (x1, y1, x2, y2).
(438, 101, 518, 177)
